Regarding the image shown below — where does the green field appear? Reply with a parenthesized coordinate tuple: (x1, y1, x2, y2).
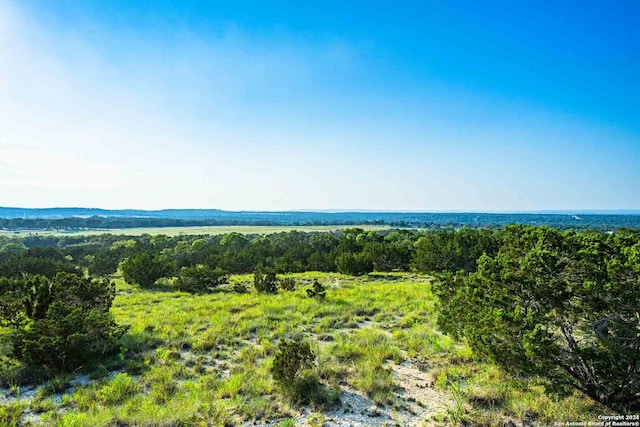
(0, 224, 390, 237)
(0, 273, 606, 426)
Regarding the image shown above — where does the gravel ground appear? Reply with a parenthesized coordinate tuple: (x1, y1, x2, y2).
(244, 360, 454, 427)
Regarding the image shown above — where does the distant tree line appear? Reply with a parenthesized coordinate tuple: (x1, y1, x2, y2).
(2, 212, 640, 231)
(0, 217, 378, 231)
(0, 227, 502, 279)
(2, 227, 637, 280)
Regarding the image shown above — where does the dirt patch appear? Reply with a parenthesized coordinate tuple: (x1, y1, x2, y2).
(244, 360, 453, 427)
(389, 361, 453, 426)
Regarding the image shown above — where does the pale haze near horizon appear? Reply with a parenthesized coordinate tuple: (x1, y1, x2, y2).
(1, 1, 639, 211)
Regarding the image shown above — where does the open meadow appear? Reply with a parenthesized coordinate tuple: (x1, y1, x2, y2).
(1, 272, 608, 426)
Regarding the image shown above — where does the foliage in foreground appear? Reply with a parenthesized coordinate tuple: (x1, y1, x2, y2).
(271, 339, 315, 388)
(435, 225, 640, 412)
(1, 273, 128, 374)
(271, 337, 339, 408)
(0, 402, 25, 427)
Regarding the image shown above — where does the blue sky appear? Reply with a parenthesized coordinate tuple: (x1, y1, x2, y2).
(1, 0, 639, 210)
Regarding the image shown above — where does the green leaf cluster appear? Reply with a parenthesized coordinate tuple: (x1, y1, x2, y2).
(278, 277, 297, 291)
(435, 226, 640, 412)
(253, 264, 278, 294)
(121, 252, 174, 287)
(306, 280, 326, 299)
(174, 265, 228, 293)
(2, 273, 128, 373)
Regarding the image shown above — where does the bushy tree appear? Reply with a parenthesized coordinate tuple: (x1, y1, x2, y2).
(121, 252, 173, 287)
(175, 265, 228, 293)
(271, 340, 314, 385)
(0, 249, 80, 279)
(435, 226, 640, 412)
(271, 339, 317, 403)
(85, 250, 121, 277)
(4, 273, 127, 373)
(308, 233, 338, 271)
(335, 252, 373, 276)
(0, 241, 27, 257)
(272, 338, 337, 405)
(307, 251, 333, 272)
(362, 239, 414, 272)
(413, 228, 500, 273)
(220, 232, 249, 252)
(0, 277, 26, 327)
(253, 264, 278, 294)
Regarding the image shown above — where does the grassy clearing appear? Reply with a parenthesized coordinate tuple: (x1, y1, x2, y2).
(0, 272, 610, 425)
(0, 224, 390, 237)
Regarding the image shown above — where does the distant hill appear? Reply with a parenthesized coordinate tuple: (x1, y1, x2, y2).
(0, 207, 224, 219)
(1, 207, 640, 230)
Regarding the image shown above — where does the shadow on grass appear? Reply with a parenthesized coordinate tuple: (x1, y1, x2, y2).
(325, 298, 348, 307)
(468, 392, 506, 411)
(145, 281, 175, 292)
(365, 273, 405, 282)
(0, 329, 163, 388)
(0, 356, 49, 388)
(120, 328, 163, 353)
(146, 278, 240, 294)
(93, 329, 165, 377)
(284, 375, 341, 410)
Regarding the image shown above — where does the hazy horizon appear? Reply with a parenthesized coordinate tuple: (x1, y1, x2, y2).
(2, 1, 639, 211)
(2, 206, 640, 216)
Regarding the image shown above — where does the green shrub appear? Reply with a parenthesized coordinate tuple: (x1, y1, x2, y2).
(96, 372, 139, 404)
(271, 339, 335, 405)
(145, 366, 179, 403)
(233, 282, 249, 294)
(29, 396, 56, 413)
(254, 264, 278, 294)
(8, 273, 128, 374)
(175, 265, 228, 293)
(121, 252, 174, 287)
(0, 277, 27, 326)
(271, 339, 315, 388)
(306, 280, 326, 299)
(85, 250, 120, 277)
(0, 402, 25, 427)
(413, 228, 500, 273)
(37, 373, 74, 397)
(278, 277, 296, 291)
(335, 253, 373, 276)
(0, 248, 80, 280)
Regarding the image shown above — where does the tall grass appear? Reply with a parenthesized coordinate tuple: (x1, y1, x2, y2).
(0, 272, 611, 425)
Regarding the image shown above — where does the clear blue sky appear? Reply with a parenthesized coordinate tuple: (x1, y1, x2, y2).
(1, 0, 639, 211)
